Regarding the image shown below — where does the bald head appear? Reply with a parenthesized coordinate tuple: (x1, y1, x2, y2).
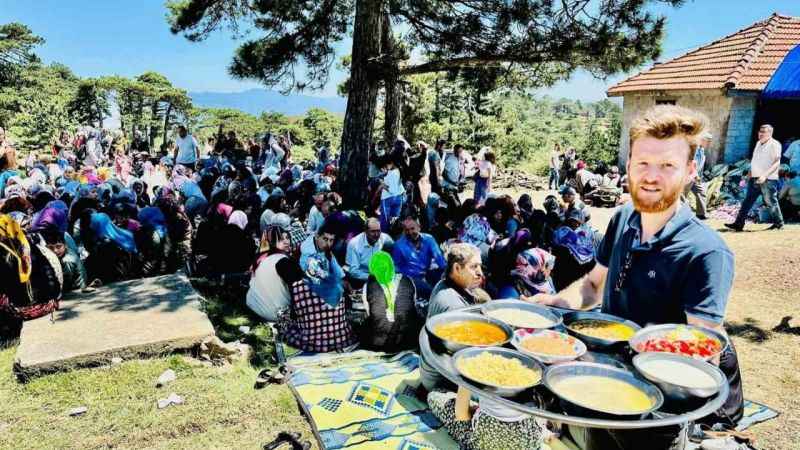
(366, 217, 382, 244)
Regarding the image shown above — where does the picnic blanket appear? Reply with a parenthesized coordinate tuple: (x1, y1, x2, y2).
(285, 351, 578, 450)
(287, 351, 458, 450)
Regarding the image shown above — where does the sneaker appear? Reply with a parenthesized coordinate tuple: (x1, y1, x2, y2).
(766, 223, 783, 230)
(724, 223, 743, 232)
(697, 215, 708, 220)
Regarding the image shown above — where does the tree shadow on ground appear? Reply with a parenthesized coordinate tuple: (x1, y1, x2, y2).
(773, 316, 800, 336)
(725, 317, 772, 343)
(192, 278, 277, 369)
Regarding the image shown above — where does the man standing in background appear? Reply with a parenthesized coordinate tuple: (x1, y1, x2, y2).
(684, 131, 710, 220)
(174, 125, 199, 171)
(549, 144, 561, 190)
(726, 124, 784, 231)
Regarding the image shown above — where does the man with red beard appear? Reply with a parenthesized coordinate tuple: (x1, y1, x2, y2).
(534, 105, 742, 450)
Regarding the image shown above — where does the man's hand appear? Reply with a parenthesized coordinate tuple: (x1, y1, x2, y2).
(523, 293, 560, 307)
(757, 175, 766, 185)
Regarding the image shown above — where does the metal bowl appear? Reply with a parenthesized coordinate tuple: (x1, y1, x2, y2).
(544, 362, 664, 419)
(562, 311, 641, 350)
(511, 329, 587, 365)
(481, 299, 563, 330)
(629, 323, 729, 362)
(453, 346, 544, 397)
(426, 311, 513, 354)
(633, 353, 725, 402)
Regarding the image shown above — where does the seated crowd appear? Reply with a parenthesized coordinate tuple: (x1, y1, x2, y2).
(0, 125, 601, 351)
(1, 105, 744, 450)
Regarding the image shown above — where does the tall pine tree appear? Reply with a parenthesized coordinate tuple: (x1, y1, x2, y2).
(167, 0, 683, 208)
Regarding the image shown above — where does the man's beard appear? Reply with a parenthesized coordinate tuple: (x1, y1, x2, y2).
(630, 178, 684, 213)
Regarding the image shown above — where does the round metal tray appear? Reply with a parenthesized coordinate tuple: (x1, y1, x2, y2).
(419, 306, 729, 430)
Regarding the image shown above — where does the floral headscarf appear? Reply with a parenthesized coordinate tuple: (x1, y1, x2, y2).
(512, 248, 556, 295)
(458, 213, 497, 247)
(552, 225, 595, 265)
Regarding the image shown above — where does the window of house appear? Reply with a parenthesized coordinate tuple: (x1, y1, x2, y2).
(656, 99, 677, 105)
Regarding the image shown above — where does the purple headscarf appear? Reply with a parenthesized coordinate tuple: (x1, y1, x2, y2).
(30, 205, 68, 234)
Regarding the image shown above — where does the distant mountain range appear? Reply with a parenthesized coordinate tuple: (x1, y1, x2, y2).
(189, 88, 347, 117)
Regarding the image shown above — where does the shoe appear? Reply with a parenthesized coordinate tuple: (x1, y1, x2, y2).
(766, 223, 783, 230)
(697, 215, 708, 220)
(724, 223, 743, 232)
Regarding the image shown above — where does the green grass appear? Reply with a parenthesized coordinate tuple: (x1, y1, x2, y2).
(0, 283, 316, 450)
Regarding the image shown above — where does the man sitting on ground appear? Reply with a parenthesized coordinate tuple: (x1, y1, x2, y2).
(345, 217, 394, 289)
(391, 215, 446, 301)
(419, 243, 484, 392)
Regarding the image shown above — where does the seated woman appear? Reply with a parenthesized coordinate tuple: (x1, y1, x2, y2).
(282, 247, 357, 353)
(80, 210, 141, 284)
(360, 251, 421, 352)
(428, 387, 543, 450)
(30, 202, 87, 293)
(458, 211, 497, 259)
(135, 207, 172, 277)
(246, 226, 302, 322)
(0, 214, 63, 322)
(550, 208, 598, 291)
(497, 247, 556, 299)
(155, 191, 193, 271)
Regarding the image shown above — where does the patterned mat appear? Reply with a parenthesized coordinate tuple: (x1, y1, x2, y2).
(287, 351, 458, 450)
(285, 350, 579, 450)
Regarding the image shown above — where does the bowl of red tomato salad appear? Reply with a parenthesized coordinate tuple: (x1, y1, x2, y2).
(628, 324, 729, 361)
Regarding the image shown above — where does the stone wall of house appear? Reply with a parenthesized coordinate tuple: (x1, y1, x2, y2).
(722, 95, 758, 163)
(616, 89, 735, 169)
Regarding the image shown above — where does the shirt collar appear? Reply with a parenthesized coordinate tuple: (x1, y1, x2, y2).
(625, 202, 694, 250)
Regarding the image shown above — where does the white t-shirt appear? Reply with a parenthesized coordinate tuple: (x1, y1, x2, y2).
(549, 151, 561, 169)
(381, 168, 405, 199)
(477, 160, 496, 179)
(750, 138, 781, 180)
(246, 253, 291, 322)
(175, 134, 199, 164)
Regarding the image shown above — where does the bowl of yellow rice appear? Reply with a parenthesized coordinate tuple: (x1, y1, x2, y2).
(453, 347, 544, 397)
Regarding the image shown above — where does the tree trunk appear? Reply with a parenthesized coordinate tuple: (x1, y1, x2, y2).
(338, 0, 383, 210)
(162, 103, 173, 147)
(382, 13, 401, 146)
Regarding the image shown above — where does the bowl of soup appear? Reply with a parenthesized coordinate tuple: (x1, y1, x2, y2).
(482, 300, 563, 330)
(633, 352, 725, 402)
(454, 347, 544, 397)
(544, 362, 664, 419)
(426, 311, 513, 354)
(562, 311, 641, 350)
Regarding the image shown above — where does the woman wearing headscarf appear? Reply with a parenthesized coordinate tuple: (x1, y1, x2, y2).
(155, 193, 193, 272)
(549, 208, 599, 291)
(0, 214, 63, 322)
(31, 203, 86, 293)
(496, 247, 556, 299)
(361, 251, 420, 352)
(246, 226, 303, 322)
(282, 242, 357, 353)
(79, 210, 140, 283)
(135, 207, 172, 277)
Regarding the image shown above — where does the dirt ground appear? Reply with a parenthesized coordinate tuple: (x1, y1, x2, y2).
(514, 189, 799, 450)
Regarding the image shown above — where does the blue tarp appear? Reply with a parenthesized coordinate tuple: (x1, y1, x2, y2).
(762, 44, 800, 100)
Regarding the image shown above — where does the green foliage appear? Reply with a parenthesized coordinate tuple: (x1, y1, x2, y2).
(399, 72, 622, 175)
(302, 107, 343, 147)
(67, 78, 111, 128)
(1, 62, 80, 149)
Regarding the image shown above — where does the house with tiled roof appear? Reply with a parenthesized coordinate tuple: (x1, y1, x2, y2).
(607, 13, 800, 166)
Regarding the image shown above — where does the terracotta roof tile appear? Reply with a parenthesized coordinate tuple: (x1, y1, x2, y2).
(607, 14, 800, 96)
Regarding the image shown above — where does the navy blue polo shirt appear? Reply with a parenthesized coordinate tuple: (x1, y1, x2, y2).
(597, 203, 734, 326)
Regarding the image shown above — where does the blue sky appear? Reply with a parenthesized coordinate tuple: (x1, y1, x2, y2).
(2, 1, 800, 101)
